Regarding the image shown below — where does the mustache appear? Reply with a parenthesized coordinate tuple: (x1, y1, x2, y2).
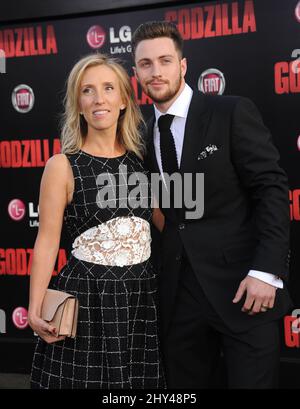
(146, 79, 168, 85)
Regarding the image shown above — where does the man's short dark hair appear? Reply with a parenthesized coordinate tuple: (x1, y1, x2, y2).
(132, 21, 184, 60)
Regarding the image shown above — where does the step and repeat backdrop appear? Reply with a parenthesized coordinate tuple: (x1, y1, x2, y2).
(0, 0, 300, 372)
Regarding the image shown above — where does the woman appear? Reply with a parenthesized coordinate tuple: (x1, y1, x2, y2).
(28, 53, 165, 389)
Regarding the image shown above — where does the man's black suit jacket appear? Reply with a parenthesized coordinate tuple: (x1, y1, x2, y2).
(145, 92, 292, 335)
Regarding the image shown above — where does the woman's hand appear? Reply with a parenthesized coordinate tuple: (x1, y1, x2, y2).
(28, 313, 66, 344)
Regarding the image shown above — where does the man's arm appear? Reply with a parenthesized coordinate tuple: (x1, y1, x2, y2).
(231, 97, 290, 280)
(230, 97, 290, 314)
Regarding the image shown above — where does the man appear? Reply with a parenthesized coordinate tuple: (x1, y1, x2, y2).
(132, 21, 292, 388)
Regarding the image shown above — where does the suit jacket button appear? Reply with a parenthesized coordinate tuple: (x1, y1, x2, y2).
(178, 223, 185, 230)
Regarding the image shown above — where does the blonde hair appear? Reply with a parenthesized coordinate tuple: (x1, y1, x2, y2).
(60, 53, 145, 159)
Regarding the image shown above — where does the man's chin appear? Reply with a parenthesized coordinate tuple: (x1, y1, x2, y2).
(148, 91, 173, 104)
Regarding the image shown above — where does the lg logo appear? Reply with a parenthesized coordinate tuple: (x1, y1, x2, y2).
(12, 307, 29, 329)
(110, 26, 131, 43)
(110, 25, 132, 55)
(86, 25, 132, 54)
(8, 199, 39, 227)
(8, 199, 26, 221)
(86, 25, 106, 49)
(0, 307, 29, 334)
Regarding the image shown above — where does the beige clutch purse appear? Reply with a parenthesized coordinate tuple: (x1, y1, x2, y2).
(41, 289, 79, 338)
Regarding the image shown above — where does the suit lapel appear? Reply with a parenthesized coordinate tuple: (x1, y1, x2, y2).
(180, 92, 212, 175)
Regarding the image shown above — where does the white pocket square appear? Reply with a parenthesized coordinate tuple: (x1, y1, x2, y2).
(197, 144, 219, 160)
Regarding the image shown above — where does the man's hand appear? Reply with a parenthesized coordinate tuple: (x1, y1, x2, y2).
(232, 276, 276, 315)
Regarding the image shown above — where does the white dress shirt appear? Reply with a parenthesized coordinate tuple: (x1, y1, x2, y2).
(153, 83, 283, 289)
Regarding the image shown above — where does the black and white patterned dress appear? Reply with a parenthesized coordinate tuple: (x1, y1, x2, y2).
(30, 150, 165, 389)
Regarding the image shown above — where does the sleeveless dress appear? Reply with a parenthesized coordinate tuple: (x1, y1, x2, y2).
(30, 150, 165, 389)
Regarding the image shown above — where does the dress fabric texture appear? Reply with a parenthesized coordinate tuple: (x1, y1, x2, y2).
(30, 150, 165, 389)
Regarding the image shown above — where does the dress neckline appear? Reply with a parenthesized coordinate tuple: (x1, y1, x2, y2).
(79, 149, 128, 159)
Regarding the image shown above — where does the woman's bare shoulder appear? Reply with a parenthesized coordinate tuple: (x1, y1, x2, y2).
(44, 153, 71, 173)
(41, 154, 72, 186)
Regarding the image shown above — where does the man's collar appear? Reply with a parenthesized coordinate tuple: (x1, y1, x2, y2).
(154, 83, 193, 123)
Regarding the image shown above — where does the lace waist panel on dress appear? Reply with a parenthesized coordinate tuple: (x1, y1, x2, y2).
(71, 216, 151, 267)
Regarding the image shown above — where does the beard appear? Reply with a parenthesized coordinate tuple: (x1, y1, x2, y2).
(145, 73, 182, 104)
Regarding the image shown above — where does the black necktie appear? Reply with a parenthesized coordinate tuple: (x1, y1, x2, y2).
(158, 114, 178, 175)
(158, 114, 181, 218)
